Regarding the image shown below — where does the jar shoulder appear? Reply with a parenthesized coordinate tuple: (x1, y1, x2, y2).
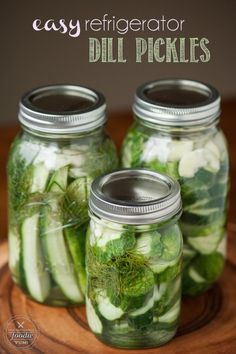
(8, 131, 118, 172)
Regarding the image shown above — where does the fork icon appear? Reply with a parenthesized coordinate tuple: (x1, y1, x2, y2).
(16, 321, 24, 329)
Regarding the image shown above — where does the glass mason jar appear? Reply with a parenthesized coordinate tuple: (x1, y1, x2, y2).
(7, 84, 118, 306)
(121, 79, 229, 296)
(86, 169, 183, 349)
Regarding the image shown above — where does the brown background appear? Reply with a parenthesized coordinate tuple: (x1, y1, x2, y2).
(1, 0, 236, 124)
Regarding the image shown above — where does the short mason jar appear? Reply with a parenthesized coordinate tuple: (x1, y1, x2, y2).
(86, 169, 183, 349)
(121, 79, 229, 296)
(7, 84, 118, 306)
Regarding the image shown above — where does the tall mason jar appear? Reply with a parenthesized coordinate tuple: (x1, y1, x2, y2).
(121, 79, 229, 296)
(86, 169, 183, 349)
(7, 84, 118, 306)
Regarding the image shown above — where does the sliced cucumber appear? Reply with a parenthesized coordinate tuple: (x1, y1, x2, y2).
(47, 165, 69, 193)
(192, 253, 224, 283)
(69, 167, 86, 179)
(86, 297, 103, 334)
(217, 235, 227, 257)
(41, 199, 83, 303)
(157, 299, 180, 324)
(160, 229, 182, 262)
(8, 227, 21, 283)
(180, 215, 226, 237)
(135, 231, 162, 258)
(63, 176, 88, 226)
(120, 265, 154, 311)
(187, 229, 224, 255)
(22, 213, 51, 302)
(142, 136, 170, 164)
(153, 283, 167, 302)
(97, 292, 124, 321)
(135, 227, 182, 274)
(30, 162, 50, 193)
(178, 148, 220, 178)
(205, 141, 220, 159)
(128, 296, 154, 329)
(189, 267, 206, 283)
(64, 226, 86, 294)
(182, 208, 221, 225)
(167, 140, 193, 161)
(92, 226, 136, 263)
(130, 296, 154, 316)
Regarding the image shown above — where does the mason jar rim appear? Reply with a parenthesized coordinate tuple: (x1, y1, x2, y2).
(133, 79, 221, 128)
(19, 84, 106, 134)
(89, 168, 182, 225)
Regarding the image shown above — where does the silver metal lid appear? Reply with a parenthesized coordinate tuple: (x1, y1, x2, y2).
(19, 84, 106, 134)
(89, 169, 182, 225)
(133, 79, 221, 127)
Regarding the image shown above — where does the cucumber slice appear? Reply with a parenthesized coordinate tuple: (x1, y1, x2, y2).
(160, 230, 182, 262)
(128, 296, 154, 329)
(182, 208, 221, 225)
(31, 163, 50, 193)
(8, 228, 21, 283)
(157, 299, 180, 324)
(22, 213, 51, 303)
(209, 182, 228, 198)
(153, 276, 181, 318)
(69, 167, 86, 179)
(189, 267, 206, 282)
(187, 229, 224, 254)
(179, 148, 220, 178)
(192, 252, 224, 283)
(63, 177, 88, 226)
(86, 297, 103, 334)
(183, 252, 225, 295)
(47, 165, 68, 193)
(135, 227, 181, 274)
(217, 235, 227, 257)
(92, 225, 136, 263)
(97, 292, 124, 320)
(135, 231, 162, 258)
(142, 136, 170, 164)
(183, 244, 197, 269)
(120, 265, 154, 311)
(205, 141, 220, 159)
(130, 296, 154, 316)
(153, 283, 167, 302)
(180, 215, 226, 237)
(64, 226, 87, 294)
(157, 258, 182, 282)
(167, 140, 193, 161)
(113, 319, 129, 334)
(41, 199, 83, 303)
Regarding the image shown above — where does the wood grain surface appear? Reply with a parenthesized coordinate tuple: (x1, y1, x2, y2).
(0, 102, 236, 353)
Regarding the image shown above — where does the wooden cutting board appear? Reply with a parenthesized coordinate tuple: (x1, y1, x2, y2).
(1, 224, 236, 354)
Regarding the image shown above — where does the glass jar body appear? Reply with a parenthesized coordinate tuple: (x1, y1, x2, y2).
(86, 214, 183, 349)
(121, 120, 229, 296)
(7, 127, 118, 306)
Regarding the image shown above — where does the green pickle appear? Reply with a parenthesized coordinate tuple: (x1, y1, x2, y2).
(7, 85, 118, 306)
(86, 169, 182, 348)
(121, 79, 229, 296)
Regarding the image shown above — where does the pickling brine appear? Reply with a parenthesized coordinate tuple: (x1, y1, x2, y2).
(122, 79, 229, 296)
(7, 84, 118, 306)
(86, 169, 183, 348)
